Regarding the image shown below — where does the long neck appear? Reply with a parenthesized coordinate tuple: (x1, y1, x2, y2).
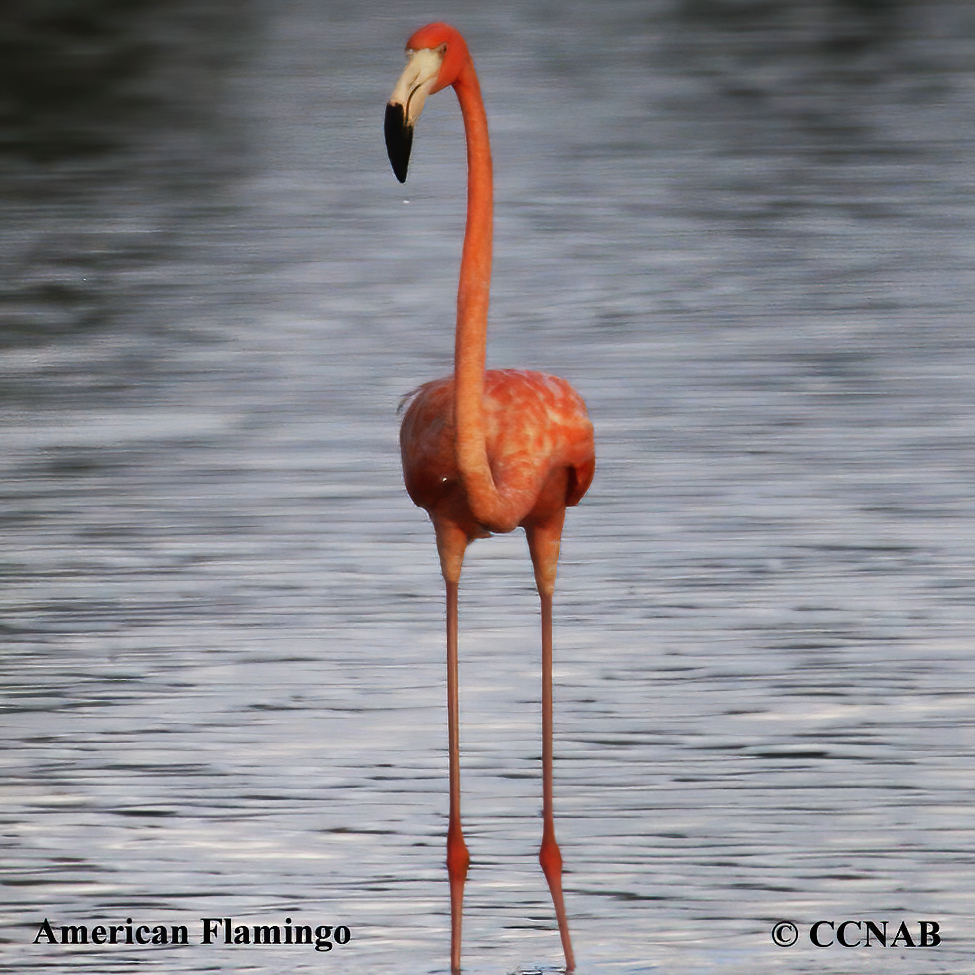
(452, 60, 514, 531)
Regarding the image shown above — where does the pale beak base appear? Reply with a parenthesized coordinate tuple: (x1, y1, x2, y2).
(384, 47, 445, 184)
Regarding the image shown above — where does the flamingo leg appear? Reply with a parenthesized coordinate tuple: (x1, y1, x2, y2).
(525, 516, 575, 972)
(436, 521, 470, 973)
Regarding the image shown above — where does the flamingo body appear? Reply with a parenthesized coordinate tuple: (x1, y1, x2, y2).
(401, 369, 594, 542)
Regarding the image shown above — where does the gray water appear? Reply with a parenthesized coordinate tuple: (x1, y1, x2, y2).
(3, 1, 974, 972)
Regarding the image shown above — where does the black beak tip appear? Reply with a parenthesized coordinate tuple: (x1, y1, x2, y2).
(384, 102, 413, 183)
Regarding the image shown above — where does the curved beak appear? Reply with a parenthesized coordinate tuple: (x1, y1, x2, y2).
(385, 47, 444, 183)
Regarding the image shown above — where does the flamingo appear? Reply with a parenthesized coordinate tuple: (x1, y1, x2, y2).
(385, 22, 594, 973)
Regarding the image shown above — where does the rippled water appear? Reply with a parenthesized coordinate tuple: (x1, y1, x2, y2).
(3, 1, 974, 973)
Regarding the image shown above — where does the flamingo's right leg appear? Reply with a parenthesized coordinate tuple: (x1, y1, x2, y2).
(436, 520, 470, 973)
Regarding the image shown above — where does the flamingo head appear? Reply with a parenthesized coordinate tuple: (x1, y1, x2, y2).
(384, 23, 470, 183)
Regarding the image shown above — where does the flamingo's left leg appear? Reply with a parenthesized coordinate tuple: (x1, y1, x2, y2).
(525, 510, 575, 972)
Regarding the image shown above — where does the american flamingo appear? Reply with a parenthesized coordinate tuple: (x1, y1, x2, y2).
(385, 22, 594, 973)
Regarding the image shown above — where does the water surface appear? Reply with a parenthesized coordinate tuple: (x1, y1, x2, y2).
(3, 1, 974, 972)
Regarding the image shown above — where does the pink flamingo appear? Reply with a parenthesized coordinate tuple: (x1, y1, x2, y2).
(385, 22, 594, 972)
